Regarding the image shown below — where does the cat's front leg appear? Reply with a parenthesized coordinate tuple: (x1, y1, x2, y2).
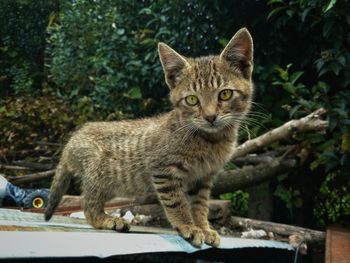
(152, 174, 204, 247)
(188, 180, 221, 247)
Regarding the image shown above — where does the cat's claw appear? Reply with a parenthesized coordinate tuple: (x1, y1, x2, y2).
(203, 228, 221, 247)
(177, 225, 204, 247)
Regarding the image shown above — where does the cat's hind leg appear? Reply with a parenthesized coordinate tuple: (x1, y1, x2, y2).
(82, 171, 130, 232)
(83, 186, 130, 232)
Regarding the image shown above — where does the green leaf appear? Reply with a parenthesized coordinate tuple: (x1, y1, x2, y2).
(267, 6, 288, 20)
(301, 7, 312, 22)
(267, 0, 284, 4)
(218, 38, 229, 48)
(289, 105, 301, 118)
(138, 8, 153, 15)
(290, 71, 304, 85)
(124, 87, 142, 100)
(116, 28, 125, 35)
(294, 198, 303, 208)
(225, 162, 238, 170)
(324, 0, 337, 13)
(341, 133, 350, 152)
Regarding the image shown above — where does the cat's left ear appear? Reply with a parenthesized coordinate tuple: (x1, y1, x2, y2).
(158, 42, 190, 89)
(220, 28, 254, 80)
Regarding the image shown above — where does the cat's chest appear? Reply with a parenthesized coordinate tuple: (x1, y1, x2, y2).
(184, 139, 236, 176)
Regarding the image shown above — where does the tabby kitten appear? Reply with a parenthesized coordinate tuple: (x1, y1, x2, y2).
(45, 28, 254, 247)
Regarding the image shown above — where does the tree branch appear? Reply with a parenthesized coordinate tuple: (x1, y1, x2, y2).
(230, 216, 325, 248)
(9, 170, 56, 185)
(233, 146, 293, 166)
(212, 157, 296, 196)
(232, 108, 328, 159)
(11, 160, 54, 171)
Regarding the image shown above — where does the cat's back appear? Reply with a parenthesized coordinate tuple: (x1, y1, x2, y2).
(69, 113, 167, 145)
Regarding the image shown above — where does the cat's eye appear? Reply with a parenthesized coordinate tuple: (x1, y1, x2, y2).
(185, 95, 199, 106)
(219, 89, 233, 101)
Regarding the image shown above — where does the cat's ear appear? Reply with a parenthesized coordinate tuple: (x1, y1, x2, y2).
(158, 42, 189, 89)
(220, 28, 254, 80)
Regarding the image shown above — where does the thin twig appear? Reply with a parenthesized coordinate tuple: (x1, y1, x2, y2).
(0, 164, 31, 171)
(9, 170, 56, 185)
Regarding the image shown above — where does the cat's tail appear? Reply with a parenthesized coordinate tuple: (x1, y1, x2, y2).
(44, 162, 72, 221)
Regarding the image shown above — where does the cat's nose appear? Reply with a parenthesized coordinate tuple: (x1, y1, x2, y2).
(204, 115, 217, 124)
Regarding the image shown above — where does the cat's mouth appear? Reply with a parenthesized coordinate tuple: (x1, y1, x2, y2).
(196, 120, 228, 134)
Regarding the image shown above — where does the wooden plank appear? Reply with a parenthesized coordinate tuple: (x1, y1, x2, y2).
(326, 226, 350, 263)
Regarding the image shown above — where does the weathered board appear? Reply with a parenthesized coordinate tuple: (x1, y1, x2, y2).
(326, 226, 350, 263)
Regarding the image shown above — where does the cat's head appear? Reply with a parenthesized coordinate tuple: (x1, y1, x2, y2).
(158, 28, 254, 135)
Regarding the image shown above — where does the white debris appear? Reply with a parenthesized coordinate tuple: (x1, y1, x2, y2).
(122, 210, 134, 223)
(133, 214, 152, 225)
(109, 209, 121, 218)
(267, 231, 275, 239)
(70, 211, 86, 219)
(241, 229, 267, 239)
(219, 226, 229, 235)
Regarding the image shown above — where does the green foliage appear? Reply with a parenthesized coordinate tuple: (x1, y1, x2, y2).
(46, 0, 227, 118)
(267, 0, 350, 226)
(274, 175, 303, 210)
(0, 96, 73, 156)
(313, 172, 350, 227)
(220, 190, 249, 217)
(0, 0, 59, 96)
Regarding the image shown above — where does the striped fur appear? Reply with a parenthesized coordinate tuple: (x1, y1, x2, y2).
(45, 28, 254, 247)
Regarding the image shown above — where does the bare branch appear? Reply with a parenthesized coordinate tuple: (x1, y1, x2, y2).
(9, 170, 56, 185)
(233, 146, 293, 166)
(0, 164, 31, 171)
(232, 108, 328, 159)
(11, 160, 54, 171)
(230, 216, 325, 248)
(212, 157, 296, 196)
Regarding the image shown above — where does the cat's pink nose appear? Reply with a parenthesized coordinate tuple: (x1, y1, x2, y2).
(204, 115, 217, 124)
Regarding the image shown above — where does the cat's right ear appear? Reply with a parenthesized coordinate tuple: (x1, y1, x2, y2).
(158, 43, 189, 89)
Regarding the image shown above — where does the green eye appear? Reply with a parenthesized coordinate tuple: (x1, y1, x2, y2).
(185, 95, 199, 106)
(219, 89, 233, 101)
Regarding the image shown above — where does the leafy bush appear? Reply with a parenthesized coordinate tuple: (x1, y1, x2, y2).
(220, 190, 249, 217)
(0, 96, 73, 157)
(0, 0, 59, 96)
(46, 0, 240, 118)
(266, 0, 350, 227)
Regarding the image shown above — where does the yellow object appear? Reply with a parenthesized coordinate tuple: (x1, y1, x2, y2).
(32, 197, 44, 208)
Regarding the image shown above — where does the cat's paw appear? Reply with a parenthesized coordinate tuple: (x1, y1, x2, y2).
(202, 228, 221, 247)
(176, 225, 204, 247)
(104, 217, 131, 232)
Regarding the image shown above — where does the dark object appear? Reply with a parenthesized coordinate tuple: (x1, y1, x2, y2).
(0, 175, 49, 209)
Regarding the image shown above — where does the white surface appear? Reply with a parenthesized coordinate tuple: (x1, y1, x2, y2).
(0, 175, 8, 199)
(0, 231, 293, 259)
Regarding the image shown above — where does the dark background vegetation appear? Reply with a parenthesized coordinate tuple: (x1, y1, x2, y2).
(0, 0, 349, 229)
